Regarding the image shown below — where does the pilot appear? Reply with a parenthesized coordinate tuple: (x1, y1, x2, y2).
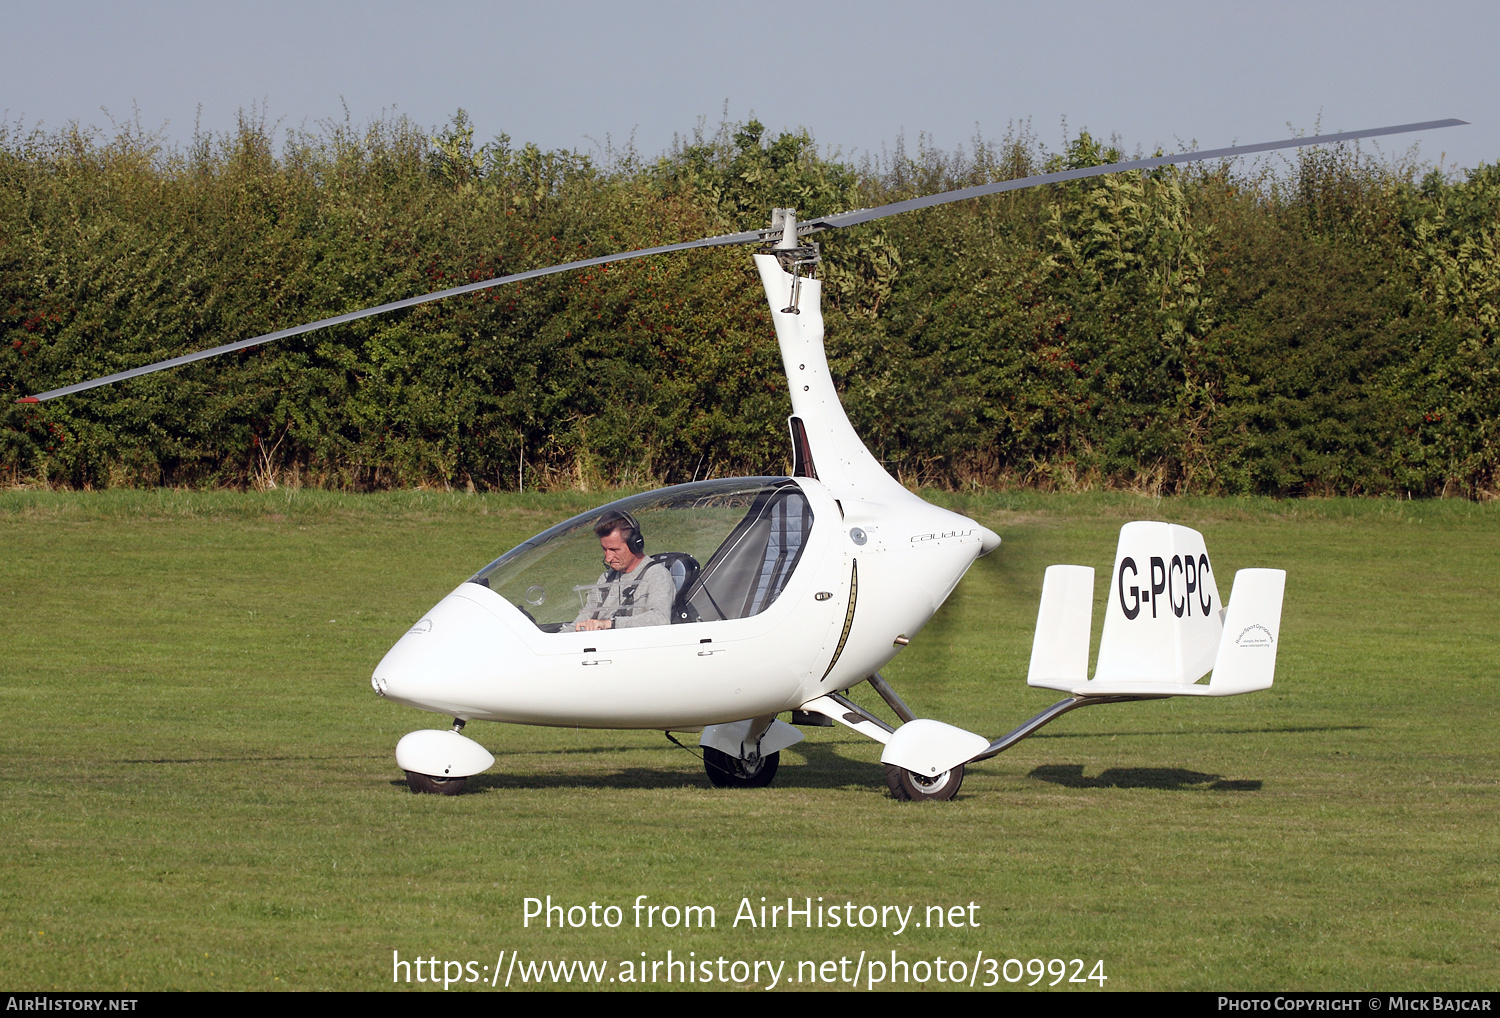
(573, 511, 675, 631)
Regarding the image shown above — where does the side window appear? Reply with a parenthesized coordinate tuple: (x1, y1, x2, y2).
(467, 478, 813, 631)
(688, 489, 813, 622)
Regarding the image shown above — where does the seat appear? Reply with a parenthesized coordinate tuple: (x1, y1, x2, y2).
(684, 486, 813, 622)
(650, 552, 702, 624)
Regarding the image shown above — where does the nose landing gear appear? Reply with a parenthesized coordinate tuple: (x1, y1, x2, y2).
(405, 771, 467, 795)
(395, 723, 493, 795)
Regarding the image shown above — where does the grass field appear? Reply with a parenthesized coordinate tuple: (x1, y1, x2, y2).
(2, 489, 1496, 991)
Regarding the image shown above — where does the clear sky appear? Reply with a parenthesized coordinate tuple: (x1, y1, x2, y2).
(3, 0, 1494, 176)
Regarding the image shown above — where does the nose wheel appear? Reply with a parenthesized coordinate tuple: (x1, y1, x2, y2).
(405, 771, 467, 795)
(703, 747, 780, 788)
(884, 763, 964, 801)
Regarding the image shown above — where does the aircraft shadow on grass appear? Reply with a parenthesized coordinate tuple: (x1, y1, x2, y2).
(391, 736, 898, 793)
(1018, 724, 1367, 790)
(1028, 763, 1262, 791)
(382, 725, 1337, 793)
(1026, 724, 1369, 741)
(422, 769, 707, 792)
(122, 753, 388, 764)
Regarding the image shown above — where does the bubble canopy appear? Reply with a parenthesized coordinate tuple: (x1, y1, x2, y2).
(469, 477, 816, 631)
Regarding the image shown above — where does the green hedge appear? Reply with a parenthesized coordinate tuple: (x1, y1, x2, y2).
(2, 113, 1496, 496)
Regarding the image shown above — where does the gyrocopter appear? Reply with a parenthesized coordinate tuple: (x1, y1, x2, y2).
(24, 118, 1466, 799)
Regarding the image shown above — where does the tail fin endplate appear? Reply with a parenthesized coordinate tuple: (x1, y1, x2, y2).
(1026, 564, 1095, 690)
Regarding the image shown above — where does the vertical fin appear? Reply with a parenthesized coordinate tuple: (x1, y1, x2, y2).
(1208, 569, 1286, 695)
(1027, 565, 1095, 693)
(1094, 522, 1223, 685)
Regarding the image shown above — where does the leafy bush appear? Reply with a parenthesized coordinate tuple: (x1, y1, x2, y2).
(2, 112, 1495, 496)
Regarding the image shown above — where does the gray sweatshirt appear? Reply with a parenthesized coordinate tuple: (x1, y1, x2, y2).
(572, 557, 676, 629)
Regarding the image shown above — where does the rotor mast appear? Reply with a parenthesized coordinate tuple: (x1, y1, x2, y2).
(755, 208, 919, 509)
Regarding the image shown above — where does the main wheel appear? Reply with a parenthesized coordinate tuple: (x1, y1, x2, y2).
(405, 770, 467, 795)
(884, 762, 964, 801)
(703, 747, 780, 788)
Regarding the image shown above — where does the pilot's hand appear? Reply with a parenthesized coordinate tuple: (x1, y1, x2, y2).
(578, 618, 614, 631)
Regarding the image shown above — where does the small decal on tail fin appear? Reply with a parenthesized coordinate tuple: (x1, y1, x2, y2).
(1209, 569, 1286, 695)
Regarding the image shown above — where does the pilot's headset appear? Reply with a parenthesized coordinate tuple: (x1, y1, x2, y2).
(619, 510, 645, 556)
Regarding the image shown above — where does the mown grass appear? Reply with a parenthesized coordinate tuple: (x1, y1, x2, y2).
(1, 490, 1496, 991)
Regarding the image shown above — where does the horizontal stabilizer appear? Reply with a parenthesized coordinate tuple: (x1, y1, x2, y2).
(1020, 523, 1286, 699)
(1027, 565, 1095, 693)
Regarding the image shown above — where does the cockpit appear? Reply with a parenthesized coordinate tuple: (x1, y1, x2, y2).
(468, 478, 815, 632)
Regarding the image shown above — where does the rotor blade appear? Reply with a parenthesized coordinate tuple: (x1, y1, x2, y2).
(20, 118, 1467, 402)
(804, 119, 1469, 230)
(20, 227, 765, 402)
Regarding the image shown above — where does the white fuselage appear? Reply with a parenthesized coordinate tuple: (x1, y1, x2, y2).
(372, 255, 999, 729)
